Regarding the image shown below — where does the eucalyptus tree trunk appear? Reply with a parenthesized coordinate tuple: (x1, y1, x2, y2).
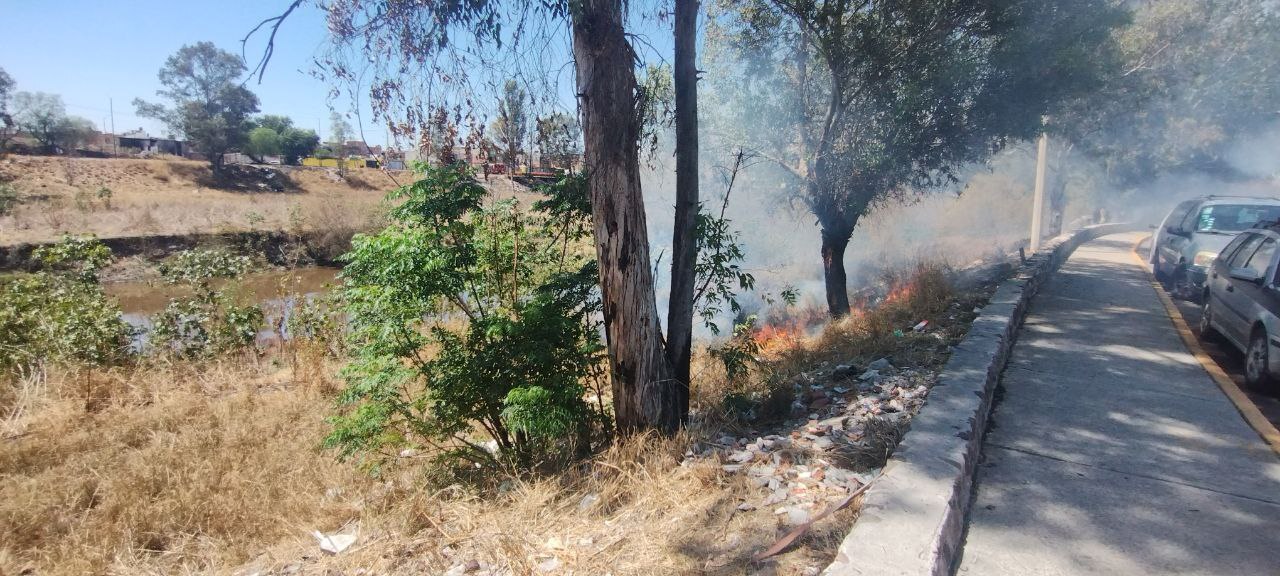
(571, 0, 678, 433)
(665, 0, 700, 423)
(820, 228, 853, 316)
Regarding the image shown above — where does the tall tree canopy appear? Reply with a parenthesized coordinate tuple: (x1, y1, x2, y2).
(707, 0, 1125, 316)
(311, 0, 682, 433)
(535, 111, 581, 169)
(0, 68, 19, 151)
(1060, 0, 1280, 184)
(327, 111, 353, 156)
(491, 80, 530, 167)
(135, 41, 260, 172)
(12, 92, 95, 154)
(248, 114, 318, 165)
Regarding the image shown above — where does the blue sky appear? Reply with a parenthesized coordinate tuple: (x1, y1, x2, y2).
(0, 1, 371, 143)
(0, 1, 679, 148)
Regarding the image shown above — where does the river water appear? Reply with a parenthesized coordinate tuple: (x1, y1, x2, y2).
(105, 267, 339, 346)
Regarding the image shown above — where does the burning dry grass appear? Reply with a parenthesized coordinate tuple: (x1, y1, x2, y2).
(0, 259, 993, 576)
(763, 261, 956, 376)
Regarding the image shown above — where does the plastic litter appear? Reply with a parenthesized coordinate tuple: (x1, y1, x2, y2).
(313, 528, 358, 554)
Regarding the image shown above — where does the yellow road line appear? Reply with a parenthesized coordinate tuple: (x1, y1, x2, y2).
(1130, 235, 1280, 456)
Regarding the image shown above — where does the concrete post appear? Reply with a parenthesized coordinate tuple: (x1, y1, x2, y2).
(1030, 132, 1048, 252)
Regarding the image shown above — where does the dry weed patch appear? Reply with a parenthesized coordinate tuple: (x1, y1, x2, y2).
(0, 358, 369, 575)
(0, 259, 1006, 576)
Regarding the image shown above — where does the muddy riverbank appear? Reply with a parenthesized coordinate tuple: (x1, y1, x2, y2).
(0, 229, 356, 272)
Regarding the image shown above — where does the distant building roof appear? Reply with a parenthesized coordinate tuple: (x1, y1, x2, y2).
(117, 129, 183, 142)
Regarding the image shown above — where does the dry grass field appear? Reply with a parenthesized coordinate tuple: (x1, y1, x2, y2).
(0, 261, 997, 576)
(0, 156, 537, 246)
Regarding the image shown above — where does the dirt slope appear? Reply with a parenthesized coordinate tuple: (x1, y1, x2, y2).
(0, 156, 536, 246)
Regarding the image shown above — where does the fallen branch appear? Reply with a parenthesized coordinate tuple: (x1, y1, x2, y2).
(751, 474, 878, 563)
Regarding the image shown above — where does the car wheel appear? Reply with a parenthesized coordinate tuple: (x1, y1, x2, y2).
(1245, 329, 1274, 389)
(1169, 265, 1188, 299)
(1199, 298, 1223, 342)
(1153, 258, 1168, 282)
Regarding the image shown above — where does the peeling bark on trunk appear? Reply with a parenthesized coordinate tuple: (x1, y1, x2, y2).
(821, 229, 852, 317)
(665, 0, 700, 425)
(572, 0, 677, 434)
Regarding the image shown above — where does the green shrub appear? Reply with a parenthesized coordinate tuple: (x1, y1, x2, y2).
(325, 165, 606, 477)
(150, 249, 264, 357)
(0, 182, 18, 216)
(95, 186, 112, 209)
(0, 236, 133, 373)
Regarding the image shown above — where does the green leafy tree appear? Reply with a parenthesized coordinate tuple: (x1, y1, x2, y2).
(255, 114, 294, 134)
(134, 42, 260, 173)
(1062, 0, 1280, 183)
(245, 126, 282, 161)
(151, 249, 264, 357)
(279, 127, 320, 165)
(289, 0, 691, 433)
(12, 92, 95, 154)
(327, 111, 352, 156)
(0, 67, 15, 152)
(489, 80, 529, 167)
(707, 0, 1124, 316)
(327, 165, 607, 475)
(535, 112, 580, 169)
(0, 236, 133, 373)
(243, 115, 317, 164)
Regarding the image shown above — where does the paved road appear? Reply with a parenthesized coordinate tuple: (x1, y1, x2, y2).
(1132, 235, 1280, 430)
(956, 232, 1280, 576)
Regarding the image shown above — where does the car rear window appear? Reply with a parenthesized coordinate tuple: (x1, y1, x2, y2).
(1194, 204, 1280, 232)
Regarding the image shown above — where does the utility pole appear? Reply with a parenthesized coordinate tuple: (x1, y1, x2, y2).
(109, 98, 117, 157)
(1030, 131, 1048, 252)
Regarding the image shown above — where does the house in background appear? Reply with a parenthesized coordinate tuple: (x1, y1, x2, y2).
(115, 129, 187, 157)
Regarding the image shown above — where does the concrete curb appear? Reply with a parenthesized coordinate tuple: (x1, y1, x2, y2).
(822, 222, 1136, 576)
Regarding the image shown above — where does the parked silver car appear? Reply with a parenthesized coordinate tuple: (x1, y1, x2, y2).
(1199, 224, 1280, 388)
(1151, 196, 1280, 301)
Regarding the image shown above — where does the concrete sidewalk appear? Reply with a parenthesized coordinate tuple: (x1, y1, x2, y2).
(956, 232, 1280, 576)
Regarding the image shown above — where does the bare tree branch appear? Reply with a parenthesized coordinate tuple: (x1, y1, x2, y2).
(242, 0, 306, 84)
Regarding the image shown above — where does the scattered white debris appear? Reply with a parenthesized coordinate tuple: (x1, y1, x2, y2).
(313, 528, 358, 554)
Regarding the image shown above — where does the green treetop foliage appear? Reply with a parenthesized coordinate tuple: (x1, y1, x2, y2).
(0, 67, 12, 116)
(134, 42, 260, 172)
(249, 114, 320, 165)
(255, 114, 294, 134)
(0, 67, 14, 151)
(326, 164, 607, 477)
(279, 127, 320, 165)
(245, 126, 282, 161)
(328, 111, 352, 154)
(490, 80, 529, 166)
